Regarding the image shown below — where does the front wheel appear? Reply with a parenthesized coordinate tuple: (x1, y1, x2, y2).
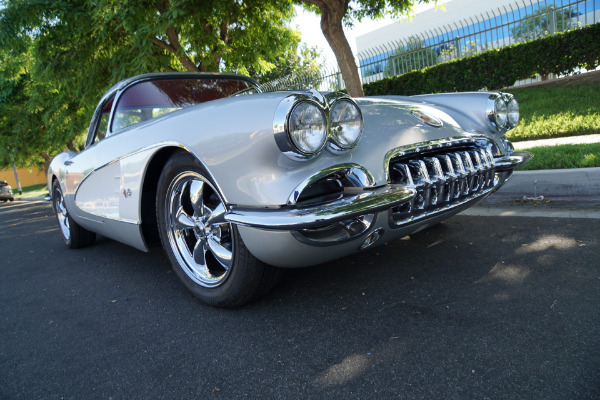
(52, 180, 96, 248)
(156, 152, 281, 307)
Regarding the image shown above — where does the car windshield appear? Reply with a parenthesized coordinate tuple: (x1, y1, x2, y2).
(112, 78, 257, 132)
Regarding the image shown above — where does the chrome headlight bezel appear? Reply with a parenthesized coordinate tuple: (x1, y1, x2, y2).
(328, 98, 364, 153)
(486, 92, 519, 133)
(504, 93, 519, 128)
(273, 91, 364, 161)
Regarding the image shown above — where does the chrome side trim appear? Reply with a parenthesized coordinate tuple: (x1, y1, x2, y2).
(495, 151, 533, 171)
(226, 185, 416, 230)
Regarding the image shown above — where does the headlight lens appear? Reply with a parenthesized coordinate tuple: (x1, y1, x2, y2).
(329, 100, 363, 149)
(288, 102, 327, 155)
(494, 97, 508, 129)
(507, 96, 519, 128)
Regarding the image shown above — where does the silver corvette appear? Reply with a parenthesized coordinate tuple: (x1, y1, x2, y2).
(48, 72, 531, 307)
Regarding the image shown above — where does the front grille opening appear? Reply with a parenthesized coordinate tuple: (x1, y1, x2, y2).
(389, 144, 498, 226)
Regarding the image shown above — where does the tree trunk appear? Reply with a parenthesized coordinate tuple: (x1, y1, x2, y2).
(11, 160, 22, 195)
(40, 153, 52, 177)
(310, 1, 365, 97)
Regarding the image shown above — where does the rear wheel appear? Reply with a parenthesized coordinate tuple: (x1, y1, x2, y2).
(156, 152, 281, 307)
(52, 180, 96, 248)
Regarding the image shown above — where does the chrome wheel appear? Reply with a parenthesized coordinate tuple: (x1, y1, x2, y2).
(165, 171, 233, 287)
(53, 185, 71, 241)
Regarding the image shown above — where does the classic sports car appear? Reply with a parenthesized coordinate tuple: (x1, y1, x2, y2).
(48, 72, 531, 307)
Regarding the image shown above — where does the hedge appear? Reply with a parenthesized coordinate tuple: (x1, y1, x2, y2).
(363, 23, 600, 96)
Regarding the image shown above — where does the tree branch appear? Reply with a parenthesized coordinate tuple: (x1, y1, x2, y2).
(150, 27, 199, 71)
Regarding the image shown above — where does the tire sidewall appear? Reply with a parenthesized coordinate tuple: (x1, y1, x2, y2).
(52, 180, 72, 247)
(156, 152, 264, 307)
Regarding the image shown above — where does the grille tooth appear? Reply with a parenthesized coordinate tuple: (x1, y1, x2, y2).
(424, 157, 446, 206)
(389, 145, 499, 226)
(469, 150, 484, 192)
(408, 160, 432, 209)
(391, 164, 414, 185)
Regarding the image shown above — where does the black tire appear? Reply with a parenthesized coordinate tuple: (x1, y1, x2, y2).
(52, 180, 96, 249)
(156, 152, 281, 307)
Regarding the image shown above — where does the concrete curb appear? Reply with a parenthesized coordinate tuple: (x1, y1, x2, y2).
(495, 167, 600, 199)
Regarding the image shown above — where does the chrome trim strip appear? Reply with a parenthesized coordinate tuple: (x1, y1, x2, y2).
(226, 185, 416, 230)
(494, 151, 533, 171)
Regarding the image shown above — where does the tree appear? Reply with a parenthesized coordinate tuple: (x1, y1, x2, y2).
(383, 36, 439, 77)
(511, 5, 579, 42)
(0, 0, 319, 172)
(299, 0, 436, 97)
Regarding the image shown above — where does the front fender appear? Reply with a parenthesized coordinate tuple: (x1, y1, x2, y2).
(47, 151, 77, 199)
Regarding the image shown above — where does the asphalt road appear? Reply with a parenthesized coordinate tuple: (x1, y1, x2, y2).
(1, 200, 599, 399)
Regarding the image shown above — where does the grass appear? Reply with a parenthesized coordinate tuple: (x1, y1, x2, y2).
(15, 183, 49, 198)
(506, 82, 600, 142)
(516, 143, 600, 171)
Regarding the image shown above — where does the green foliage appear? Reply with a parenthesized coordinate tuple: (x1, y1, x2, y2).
(507, 82, 600, 142)
(343, 0, 436, 26)
(248, 41, 322, 83)
(516, 143, 600, 170)
(363, 23, 600, 96)
(511, 5, 578, 42)
(0, 0, 319, 170)
(384, 36, 439, 77)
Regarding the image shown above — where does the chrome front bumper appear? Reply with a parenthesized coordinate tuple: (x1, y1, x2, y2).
(229, 150, 531, 268)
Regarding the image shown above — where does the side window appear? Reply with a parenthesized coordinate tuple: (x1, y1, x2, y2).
(92, 97, 114, 145)
(96, 112, 110, 142)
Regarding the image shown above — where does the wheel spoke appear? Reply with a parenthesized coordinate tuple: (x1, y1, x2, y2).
(206, 203, 226, 226)
(164, 170, 235, 288)
(189, 180, 205, 217)
(207, 235, 233, 270)
(175, 207, 195, 230)
(59, 201, 67, 215)
(192, 237, 207, 265)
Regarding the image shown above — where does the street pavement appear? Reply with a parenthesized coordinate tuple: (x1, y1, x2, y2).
(1, 197, 599, 399)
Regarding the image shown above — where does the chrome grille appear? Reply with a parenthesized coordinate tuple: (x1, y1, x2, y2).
(389, 146, 497, 225)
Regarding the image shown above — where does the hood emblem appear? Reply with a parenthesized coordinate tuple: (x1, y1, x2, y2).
(411, 110, 443, 128)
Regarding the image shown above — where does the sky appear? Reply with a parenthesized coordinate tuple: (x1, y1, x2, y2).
(292, 1, 450, 66)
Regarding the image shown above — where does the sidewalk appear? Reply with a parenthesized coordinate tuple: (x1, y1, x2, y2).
(513, 134, 600, 149)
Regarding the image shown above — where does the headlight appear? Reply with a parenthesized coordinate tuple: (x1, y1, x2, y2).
(494, 96, 508, 129)
(329, 99, 363, 150)
(487, 93, 517, 132)
(505, 95, 519, 128)
(288, 102, 328, 155)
